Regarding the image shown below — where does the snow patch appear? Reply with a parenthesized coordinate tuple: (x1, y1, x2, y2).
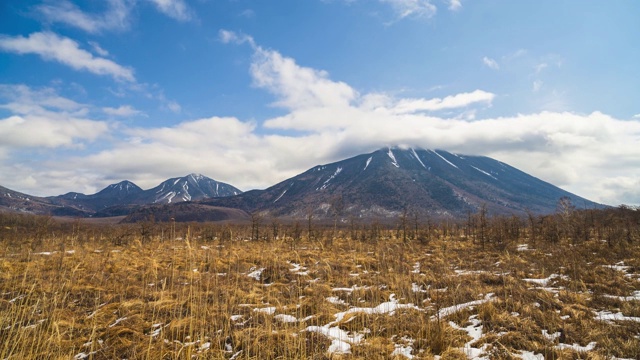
(410, 148, 427, 169)
(320, 167, 343, 190)
(387, 148, 400, 168)
(273, 189, 287, 203)
(364, 156, 372, 170)
(432, 150, 459, 169)
(471, 165, 497, 180)
(247, 267, 264, 281)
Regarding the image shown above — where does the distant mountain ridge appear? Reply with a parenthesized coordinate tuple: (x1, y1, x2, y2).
(0, 148, 604, 221)
(0, 174, 242, 216)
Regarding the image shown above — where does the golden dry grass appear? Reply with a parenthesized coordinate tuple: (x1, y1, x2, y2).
(1, 213, 639, 359)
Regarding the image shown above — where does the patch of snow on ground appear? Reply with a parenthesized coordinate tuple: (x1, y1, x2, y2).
(411, 262, 420, 274)
(433, 293, 495, 319)
(306, 325, 363, 354)
(332, 285, 371, 292)
(449, 315, 489, 359)
(327, 296, 347, 305)
(523, 274, 569, 293)
(391, 345, 414, 359)
(594, 310, 640, 323)
(254, 307, 276, 315)
(542, 329, 561, 341)
(331, 294, 420, 324)
(555, 341, 596, 352)
(455, 269, 488, 276)
(108, 316, 127, 328)
(516, 244, 531, 251)
(247, 267, 264, 281)
(603, 261, 630, 272)
(412, 283, 427, 293)
(274, 314, 298, 323)
(603, 290, 640, 302)
(519, 351, 544, 360)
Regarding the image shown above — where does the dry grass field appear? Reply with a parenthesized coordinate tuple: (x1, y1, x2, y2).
(1, 208, 639, 359)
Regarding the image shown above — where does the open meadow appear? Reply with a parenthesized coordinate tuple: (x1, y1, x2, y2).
(1, 208, 640, 359)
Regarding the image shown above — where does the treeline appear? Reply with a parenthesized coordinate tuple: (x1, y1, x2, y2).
(1, 199, 639, 250)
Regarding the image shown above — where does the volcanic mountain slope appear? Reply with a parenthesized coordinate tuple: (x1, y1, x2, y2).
(203, 147, 601, 219)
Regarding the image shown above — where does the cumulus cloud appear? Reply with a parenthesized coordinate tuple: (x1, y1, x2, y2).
(0, 85, 109, 149)
(250, 47, 358, 110)
(0, 32, 135, 82)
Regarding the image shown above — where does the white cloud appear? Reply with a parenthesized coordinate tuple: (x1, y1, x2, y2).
(147, 0, 193, 22)
(103, 105, 143, 117)
(34, 0, 132, 33)
(482, 56, 500, 70)
(448, 0, 462, 11)
(0, 32, 135, 82)
(166, 100, 182, 113)
(380, 0, 437, 19)
(88, 41, 109, 57)
(219, 30, 256, 47)
(0, 85, 109, 149)
(390, 90, 495, 114)
(250, 46, 358, 110)
(534, 62, 548, 74)
(532, 80, 543, 92)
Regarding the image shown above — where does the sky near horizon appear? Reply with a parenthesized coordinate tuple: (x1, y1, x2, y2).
(0, 0, 639, 206)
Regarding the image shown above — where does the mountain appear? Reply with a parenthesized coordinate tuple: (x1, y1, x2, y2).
(0, 185, 87, 216)
(139, 173, 242, 204)
(53, 181, 144, 212)
(1, 149, 603, 221)
(0, 174, 243, 217)
(199, 147, 601, 219)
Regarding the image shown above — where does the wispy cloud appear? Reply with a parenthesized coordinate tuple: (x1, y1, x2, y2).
(532, 80, 543, 92)
(0, 32, 135, 82)
(380, 0, 437, 19)
(33, 0, 194, 33)
(147, 0, 194, 22)
(219, 30, 256, 47)
(103, 105, 144, 117)
(448, 0, 462, 11)
(34, 0, 132, 33)
(482, 56, 500, 70)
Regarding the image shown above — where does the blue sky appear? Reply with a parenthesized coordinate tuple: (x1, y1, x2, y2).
(0, 0, 639, 206)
